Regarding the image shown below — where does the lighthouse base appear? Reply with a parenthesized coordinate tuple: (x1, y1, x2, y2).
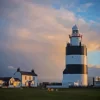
(62, 74, 88, 87)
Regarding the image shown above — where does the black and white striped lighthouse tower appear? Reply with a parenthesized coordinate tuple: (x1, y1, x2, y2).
(62, 25, 88, 87)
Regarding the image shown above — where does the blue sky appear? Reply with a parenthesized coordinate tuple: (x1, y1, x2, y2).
(88, 51, 100, 65)
(0, 0, 100, 82)
(75, 0, 100, 21)
(52, 0, 100, 21)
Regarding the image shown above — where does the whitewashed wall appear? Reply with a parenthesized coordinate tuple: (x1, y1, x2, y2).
(62, 74, 88, 86)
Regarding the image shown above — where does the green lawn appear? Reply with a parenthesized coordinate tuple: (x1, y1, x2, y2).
(0, 88, 100, 100)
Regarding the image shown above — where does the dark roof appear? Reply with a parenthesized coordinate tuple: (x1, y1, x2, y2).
(0, 77, 20, 82)
(0, 77, 12, 82)
(14, 78, 20, 81)
(20, 71, 37, 76)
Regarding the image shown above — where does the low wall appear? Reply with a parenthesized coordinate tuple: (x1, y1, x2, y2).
(46, 85, 69, 88)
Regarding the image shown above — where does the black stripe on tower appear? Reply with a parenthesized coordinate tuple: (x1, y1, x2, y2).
(63, 64, 88, 74)
(66, 43, 87, 55)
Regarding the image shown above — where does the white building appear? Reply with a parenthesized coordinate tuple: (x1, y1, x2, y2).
(14, 68, 38, 87)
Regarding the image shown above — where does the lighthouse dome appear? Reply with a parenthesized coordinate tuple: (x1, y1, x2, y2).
(72, 25, 78, 30)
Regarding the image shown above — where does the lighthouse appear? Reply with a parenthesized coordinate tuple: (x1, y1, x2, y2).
(62, 25, 88, 87)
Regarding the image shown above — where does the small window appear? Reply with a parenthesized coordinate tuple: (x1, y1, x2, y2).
(25, 76, 27, 80)
(73, 30, 78, 33)
(10, 80, 13, 85)
(9, 78, 14, 85)
(29, 76, 31, 80)
(33, 77, 35, 80)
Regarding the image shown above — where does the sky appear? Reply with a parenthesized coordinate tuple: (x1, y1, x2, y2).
(0, 0, 100, 82)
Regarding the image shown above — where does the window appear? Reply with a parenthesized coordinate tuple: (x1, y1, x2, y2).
(29, 76, 31, 80)
(98, 77, 100, 81)
(10, 80, 13, 85)
(25, 76, 27, 80)
(0, 81, 3, 85)
(9, 78, 14, 85)
(73, 30, 78, 33)
(33, 77, 35, 80)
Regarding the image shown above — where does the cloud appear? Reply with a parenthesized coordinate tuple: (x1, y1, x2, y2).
(0, 0, 100, 81)
(84, 2, 93, 8)
(88, 67, 100, 77)
(88, 64, 100, 69)
(77, 2, 93, 12)
(88, 64, 100, 77)
(8, 66, 16, 69)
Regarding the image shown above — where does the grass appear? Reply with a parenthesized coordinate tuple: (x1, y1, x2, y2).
(0, 88, 100, 100)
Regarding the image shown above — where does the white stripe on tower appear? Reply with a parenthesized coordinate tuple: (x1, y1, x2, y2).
(66, 55, 87, 65)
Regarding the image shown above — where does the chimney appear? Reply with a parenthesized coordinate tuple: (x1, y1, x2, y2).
(31, 69, 34, 73)
(17, 68, 20, 72)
